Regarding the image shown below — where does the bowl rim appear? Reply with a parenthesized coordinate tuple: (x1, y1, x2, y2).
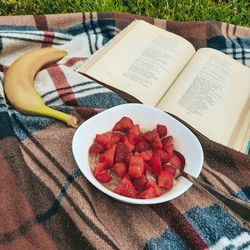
(72, 103, 204, 205)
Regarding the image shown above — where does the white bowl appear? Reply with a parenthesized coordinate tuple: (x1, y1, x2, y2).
(72, 103, 203, 205)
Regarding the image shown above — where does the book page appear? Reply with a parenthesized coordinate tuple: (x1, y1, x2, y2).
(231, 105, 250, 153)
(79, 20, 195, 106)
(157, 48, 250, 149)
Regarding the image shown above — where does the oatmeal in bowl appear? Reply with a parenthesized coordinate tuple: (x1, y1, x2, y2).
(88, 116, 186, 199)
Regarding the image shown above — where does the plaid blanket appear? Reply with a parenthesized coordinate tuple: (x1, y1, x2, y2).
(0, 12, 250, 250)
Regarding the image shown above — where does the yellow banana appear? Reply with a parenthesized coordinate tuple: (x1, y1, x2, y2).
(3, 47, 78, 128)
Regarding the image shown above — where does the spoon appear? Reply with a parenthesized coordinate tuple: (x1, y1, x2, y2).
(173, 151, 250, 230)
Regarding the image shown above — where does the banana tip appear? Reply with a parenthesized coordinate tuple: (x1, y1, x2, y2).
(67, 115, 78, 128)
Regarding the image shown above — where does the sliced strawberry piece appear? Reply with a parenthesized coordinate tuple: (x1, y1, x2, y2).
(143, 129, 158, 143)
(125, 153, 131, 165)
(158, 169, 174, 190)
(114, 144, 129, 163)
(128, 124, 141, 144)
(113, 162, 127, 178)
(162, 136, 173, 149)
(129, 124, 141, 134)
(138, 186, 157, 199)
(89, 143, 106, 155)
(113, 116, 133, 132)
(151, 135, 162, 150)
(95, 133, 112, 148)
(114, 177, 137, 198)
(133, 175, 148, 192)
(111, 132, 123, 144)
(119, 116, 133, 128)
(99, 144, 116, 166)
(94, 161, 107, 178)
(156, 124, 167, 138)
(170, 150, 185, 170)
(148, 155, 162, 176)
(128, 155, 145, 178)
(112, 122, 122, 132)
(121, 136, 134, 152)
(162, 164, 176, 175)
(103, 131, 112, 140)
(164, 144, 174, 158)
(139, 150, 153, 161)
(136, 133, 147, 143)
(144, 162, 153, 173)
(154, 150, 169, 164)
(128, 134, 136, 145)
(134, 141, 150, 153)
(146, 178, 163, 196)
(95, 170, 112, 183)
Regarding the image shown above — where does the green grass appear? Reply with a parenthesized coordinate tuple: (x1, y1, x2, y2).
(0, 0, 249, 27)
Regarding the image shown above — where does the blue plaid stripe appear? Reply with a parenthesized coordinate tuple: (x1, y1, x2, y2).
(207, 36, 250, 66)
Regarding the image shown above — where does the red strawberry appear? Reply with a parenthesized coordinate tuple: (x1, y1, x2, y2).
(113, 162, 127, 178)
(114, 144, 129, 163)
(136, 133, 147, 143)
(111, 132, 123, 144)
(139, 150, 153, 161)
(125, 153, 131, 165)
(95, 170, 112, 183)
(151, 135, 162, 150)
(162, 164, 176, 175)
(134, 141, 150, 153)
(95, 133, 112, 148)
(164, 144, 174, 158)
(156, 124, 167, 138)
(170, 151, 185, 170)
(154, 150, 169, 164)
(144, 162, 153, 173)
(128, 124, 141, 144)
(114, 177, 137, 198)
(148, 155, 162, 176)
(138, 186, 157, 199)
(158, 169, 174, 190)
(121, 136, 134, 152)
(143, 129, 158, 143)
(113, 116, 133, 132)
(99, 144, 116, 166)
(133, 175, 148, 192)
(162, 136, 173, 150)
(128, 155, 145, 178)
(146, 178, 163, 196)
(89, 143, 105, 154)
(94, 161, 107, 178)
(103, 131, 112, 140)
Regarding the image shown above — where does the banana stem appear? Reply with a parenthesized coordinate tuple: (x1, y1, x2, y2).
(36, 106, 78, 128)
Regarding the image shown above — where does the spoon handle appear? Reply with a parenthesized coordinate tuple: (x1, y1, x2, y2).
(182, 172, 250, 230)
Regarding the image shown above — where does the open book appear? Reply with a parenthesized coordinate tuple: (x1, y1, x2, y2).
(77, 20, 250, 154)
